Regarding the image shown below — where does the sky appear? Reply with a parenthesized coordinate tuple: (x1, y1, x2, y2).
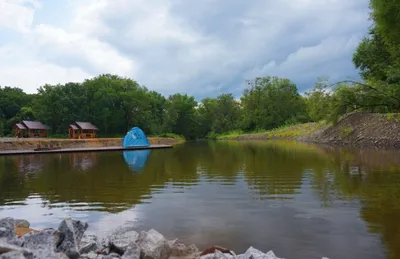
(0, 0, 371, 99)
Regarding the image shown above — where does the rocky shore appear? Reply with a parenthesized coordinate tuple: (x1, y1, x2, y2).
(0, 217, 328, 259)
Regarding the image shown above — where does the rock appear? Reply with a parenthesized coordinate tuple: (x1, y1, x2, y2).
(79, 234, 100, 255)
(0, 240, 32, 258)
(71, 220, 88, 244)
(200, 246, 233, 257)
(121, 243, 140, 259)
(22, 228, 62, 251)
(102, 222, 139, 253)
(170, 243, 199, 259)
(78, 251, 98, 259)
(104, 230, 138, 254)
(31, 250, 69, 259)
(103, 253, 121, 259)
(14, 220, 30, 229)
(136, 229, 172, 259)
(20, 228, 70, 258)
(57, 218, 88, 259)
(200, 250, 236, 259)
(0, 218, 15, 240)
(0, 251, 26, 259)
(237, 247, 282, 259)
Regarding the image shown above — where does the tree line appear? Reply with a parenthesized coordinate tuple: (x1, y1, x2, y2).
(1, 0, 399, 139)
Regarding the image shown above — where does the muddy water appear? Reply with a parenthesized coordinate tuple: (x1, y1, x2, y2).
(0, 141, 399, 259)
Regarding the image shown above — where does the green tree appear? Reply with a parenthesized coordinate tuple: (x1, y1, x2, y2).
(370, 0, 400, 69)
(163, 94, 197, 139)
(305, 78, 332, 122)
(241, 76, 306, 131)
(353, 28, 394, 82)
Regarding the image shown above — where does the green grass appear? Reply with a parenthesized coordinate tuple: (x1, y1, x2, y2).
(209, 130, 244, 140)
(148, 133, 185, 140)
(216, 121, 327, 140)
(339, 126, 354, 139)
(384, 113, 400, 123)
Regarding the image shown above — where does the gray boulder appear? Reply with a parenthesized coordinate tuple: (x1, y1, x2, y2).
(103, 253, 121, 259)
(200, 250, 236, 259)
(0, 251, 26, 259)
(31, 250, 69, 259)
(22, 228, 62, 251)
(79, 234, 100, 255)
(136, 229, 172, 259)
(57, 218, 88, 259)
(102, 222, 139, 253)
(121, 243, 140, 259)
(236, 247, 282, 259)
(0, 240, 33, 258)
(78, 251, 98, 259)
(0, 218, 15, 240)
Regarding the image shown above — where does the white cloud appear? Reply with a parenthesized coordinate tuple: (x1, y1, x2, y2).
(34, 24, 135, 76)
(0, 0, 370, 98)
(0, 44, 91, 92)
(0, 0, 40, 32)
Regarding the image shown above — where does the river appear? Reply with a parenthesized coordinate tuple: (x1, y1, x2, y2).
(0, 141, 399, 259)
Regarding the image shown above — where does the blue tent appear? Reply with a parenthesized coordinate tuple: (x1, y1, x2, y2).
(123, 150, 150, 172)
(123, 127, 150, 147)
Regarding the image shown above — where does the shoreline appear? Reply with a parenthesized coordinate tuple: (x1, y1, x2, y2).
(216, 112, 400, 149)
(0, 217, 328, 259)
(0, 137, 183, 152)
(217, 136, 400, 149)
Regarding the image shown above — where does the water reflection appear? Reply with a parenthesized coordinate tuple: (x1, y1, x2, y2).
(123, 150, 150, 173)
(70, 153, 98, 171)
(0, 141, 400, 259)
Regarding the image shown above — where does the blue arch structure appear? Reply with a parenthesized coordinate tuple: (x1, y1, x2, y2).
(123, 150, 150, 172)
(123, 127, 150, 147)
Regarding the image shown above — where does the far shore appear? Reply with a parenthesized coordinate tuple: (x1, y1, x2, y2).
(216, 112, 400, 149)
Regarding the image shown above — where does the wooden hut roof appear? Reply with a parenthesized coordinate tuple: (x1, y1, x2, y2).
(75, 122, 98, 130)
(22, 120, 48, 130)
(69, 124, 79, 130)
(14, 123, 27, 130)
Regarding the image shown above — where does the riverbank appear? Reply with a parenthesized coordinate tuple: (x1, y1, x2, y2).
(216, 112, 400, 148)
(0, 137, 183, 151)
(0, 217, 328, 259)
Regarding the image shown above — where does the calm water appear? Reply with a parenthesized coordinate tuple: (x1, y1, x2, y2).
(1, 141, 400, 259)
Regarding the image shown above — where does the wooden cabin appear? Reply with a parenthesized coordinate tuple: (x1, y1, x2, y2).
(13, 120, 49, 138)
(68, 122, 98, 139)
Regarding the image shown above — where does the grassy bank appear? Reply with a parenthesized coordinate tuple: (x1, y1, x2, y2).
(215, 121, 327, 140)
(215, 112, 400, 148)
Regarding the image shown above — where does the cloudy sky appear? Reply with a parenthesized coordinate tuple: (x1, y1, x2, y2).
(1, 0, 370, 99)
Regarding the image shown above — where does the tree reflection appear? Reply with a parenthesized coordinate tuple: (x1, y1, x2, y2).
(1, 141, 400, 258)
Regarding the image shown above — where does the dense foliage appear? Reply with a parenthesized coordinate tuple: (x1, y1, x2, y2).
(0, 0, 399, 139)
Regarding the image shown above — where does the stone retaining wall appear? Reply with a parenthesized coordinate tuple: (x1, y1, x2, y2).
(0, 138, 182, 151)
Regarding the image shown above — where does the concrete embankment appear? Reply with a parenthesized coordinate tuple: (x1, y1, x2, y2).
(0, 137, 183, 151)
(0, 217, 329, 259)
